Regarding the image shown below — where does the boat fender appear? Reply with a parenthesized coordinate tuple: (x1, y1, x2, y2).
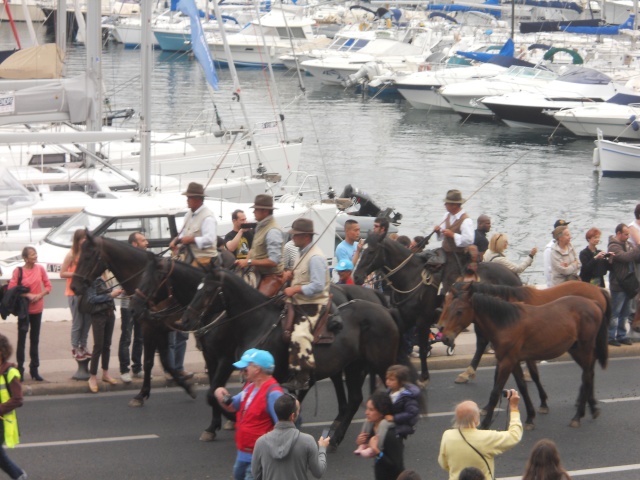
(627, 115, 639, 131)
(592, 147, 600, 167)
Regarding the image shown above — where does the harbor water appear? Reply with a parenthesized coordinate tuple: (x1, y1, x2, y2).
(3, 25, 640, 285)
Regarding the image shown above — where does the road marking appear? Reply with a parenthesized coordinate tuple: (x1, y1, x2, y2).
(500, 463, 640, 479)
(15, 434, 159, 448)
(302, 409, 506, 427)
(600, 396, 640, 403)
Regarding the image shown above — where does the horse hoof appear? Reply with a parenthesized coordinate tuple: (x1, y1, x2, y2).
(417, 378, 430, 389)
(455, 367, 476, 384)
(592, 408, 600, 419)
(538, 406, 549, 414)
(524, 423, 535, 431)
(128, 398, 144, 408)
(199, 430, 216, 442)
(569, 420, 580, 428)
(479, 408, 487, 416)
(223, 420, 236, 431)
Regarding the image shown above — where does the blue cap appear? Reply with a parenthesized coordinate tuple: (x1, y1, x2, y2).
(233, 349, 275, 370)
(335, 259, 354, 271)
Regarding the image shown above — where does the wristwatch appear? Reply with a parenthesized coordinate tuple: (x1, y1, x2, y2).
(247, 259, 252, 266)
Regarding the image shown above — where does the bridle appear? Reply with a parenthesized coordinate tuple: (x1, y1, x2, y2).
(134, 258, 181, 314)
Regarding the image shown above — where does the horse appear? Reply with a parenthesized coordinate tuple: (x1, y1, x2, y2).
(179, 266, 407, 447)
(440, 287, 608, 429)
(352, 233, 522, 385)
(69, 234, 198, 406)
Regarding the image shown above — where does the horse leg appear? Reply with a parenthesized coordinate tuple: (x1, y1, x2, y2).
(525, 361, 549, 414)
(455, 328, 487, 384)
(158, 332, 197, 400)
(479, 360, 513, 430)
(328, 363, 367, 448)
(586, 360, 600, 419)
(129, 326, 156, 407)
(416, 318, 430, 387)
(569, 352, 592, 428)
(202, 358, 236, 442)
(512, 363, 536, 430)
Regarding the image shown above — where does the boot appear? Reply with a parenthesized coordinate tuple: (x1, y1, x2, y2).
(282, 370, 311, 392)
(30, 368, 44, 382)
(454, 366, 476, 384)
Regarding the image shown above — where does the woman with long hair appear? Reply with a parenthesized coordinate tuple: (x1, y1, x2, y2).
(60, 229, 92, 361)
(522, 439, 571, 480)
(7, 247, 51, 381)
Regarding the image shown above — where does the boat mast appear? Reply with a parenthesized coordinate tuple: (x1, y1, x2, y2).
(56, 0, 67, 57)
(140, 0, 152, 194)
(85, 0, 103, 165)
(210, 0, 268, 176)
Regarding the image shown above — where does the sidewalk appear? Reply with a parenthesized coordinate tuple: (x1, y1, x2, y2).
(3, 308, 639, 396)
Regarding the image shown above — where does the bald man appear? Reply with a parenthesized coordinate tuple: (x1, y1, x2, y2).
(438, 391, 522, 480)
(474, 215, 491, 261)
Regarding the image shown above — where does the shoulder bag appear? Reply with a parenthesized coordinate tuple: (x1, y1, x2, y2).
(458, 428, 495, 480)
(616, 262, 640, 298)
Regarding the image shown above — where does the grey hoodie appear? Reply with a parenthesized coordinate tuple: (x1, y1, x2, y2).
(251, 421, 327, 480)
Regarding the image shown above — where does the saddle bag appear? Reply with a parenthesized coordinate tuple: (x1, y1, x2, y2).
(258, 273, 286, 298)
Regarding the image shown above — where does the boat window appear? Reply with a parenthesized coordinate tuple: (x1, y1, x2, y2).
(276, 27, 307, 39)
(352, 39, 369, 50)
(32, 215, 72, 229)
(45, 211, 108, 248)
(27, 153, 67, 166)
(102, 215, 173, 244)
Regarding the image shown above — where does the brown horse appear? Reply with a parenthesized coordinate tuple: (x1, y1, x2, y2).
(631, 297, 640, 333)
(440, 285, 608, 429)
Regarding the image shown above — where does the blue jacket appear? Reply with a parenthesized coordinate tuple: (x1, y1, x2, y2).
(391, 383, 420, 438)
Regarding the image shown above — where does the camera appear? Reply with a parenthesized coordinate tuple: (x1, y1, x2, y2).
(222, 393, 233, 406)
(502, 389, 511, 398)
(603, 253, 612, 260)
(240, 223, 257, 229)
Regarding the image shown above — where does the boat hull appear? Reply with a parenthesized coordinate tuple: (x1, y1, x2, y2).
(597, 139, 640, 177)
(396, 85, 452, 110)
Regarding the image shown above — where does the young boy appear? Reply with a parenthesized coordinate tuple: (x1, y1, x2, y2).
(335, 259, 354, 285)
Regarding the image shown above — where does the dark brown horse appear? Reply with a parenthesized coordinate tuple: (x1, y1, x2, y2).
(69, 234, 198, 405)
(179, 267, 408, 447)
(440, 285, 609, 429)
(352, 233, 522, 385)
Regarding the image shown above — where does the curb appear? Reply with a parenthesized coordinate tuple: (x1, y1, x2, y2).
(22, 343, 640, 397)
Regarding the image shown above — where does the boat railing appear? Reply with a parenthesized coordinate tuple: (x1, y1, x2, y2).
(273, 171, 324, 206)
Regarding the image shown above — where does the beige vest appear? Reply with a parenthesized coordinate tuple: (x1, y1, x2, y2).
(183, 206, 218, 258)
(249, 215, 283, 275)
(290, 244, 330, 305)
(442, 213, 469, 253)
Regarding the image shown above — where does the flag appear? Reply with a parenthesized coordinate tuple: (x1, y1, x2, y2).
(177, 0, 219, 91)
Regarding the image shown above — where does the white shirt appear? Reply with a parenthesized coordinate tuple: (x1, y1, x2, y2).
(543, 239, 555, 287)
(436, 210, 474, 248)
(628, 220, 640, 248)
(180, 205, 217, 250)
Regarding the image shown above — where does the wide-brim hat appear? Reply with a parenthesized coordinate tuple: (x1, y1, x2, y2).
(232, 349, 275, 370)
(288, 218, 316, 235)
(181, 182, 205, 197)
(250, 194, 276, 210)
(443, 189, 465, 204)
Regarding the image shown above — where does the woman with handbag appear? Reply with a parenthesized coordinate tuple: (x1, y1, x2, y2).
(607, 223, 640, 347)
(86, 272, 123, 393)
(7, 247, 51, 381)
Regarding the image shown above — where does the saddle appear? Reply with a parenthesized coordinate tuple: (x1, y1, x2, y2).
(281, 296, 342, 346)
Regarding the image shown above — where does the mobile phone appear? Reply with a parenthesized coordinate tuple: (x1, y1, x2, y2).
(321, 428, 330, 438)
(240, 222, 257, 229)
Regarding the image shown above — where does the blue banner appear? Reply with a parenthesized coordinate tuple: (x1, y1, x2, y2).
(177, 0, 219, 90)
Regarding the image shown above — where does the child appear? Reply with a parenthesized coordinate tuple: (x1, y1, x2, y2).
(354, 365, 420, 457)
(335, 259, 354, 285)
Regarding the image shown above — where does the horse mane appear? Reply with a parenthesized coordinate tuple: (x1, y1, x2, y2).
(471, 293, 522, 327)
(216, 269, 277, 308)
(383, 237, 412, 256)
(469, 282, 531, 302)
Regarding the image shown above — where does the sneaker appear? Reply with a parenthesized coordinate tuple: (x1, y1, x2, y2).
(71, 348, 77, 359)
(133, 371, 148, 379)
(120, 372, 132, 383)
(608, 339, 621, 347)
(619, 337, 633, 346)
(179, 370, 194, 380)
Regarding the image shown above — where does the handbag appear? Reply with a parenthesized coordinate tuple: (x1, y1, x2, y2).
(617, 270, 640, 298)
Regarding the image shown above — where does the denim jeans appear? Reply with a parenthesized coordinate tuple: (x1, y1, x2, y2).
(610, 289, 631, 341)
(89, 310, 116, 376)
(118, 307, 143, 374)
(168, 331, 188, 372)
(69, 295, 91, 350)
(233, 457, 254, 480)
(0, 423, 23, 479)
(16, 312, 41, 371)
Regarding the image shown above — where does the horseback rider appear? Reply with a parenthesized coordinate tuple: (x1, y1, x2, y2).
(169, 182, 218, 267)
(235, 195, 286, 297)
(433, 189, 475, 295)
(281, 218, 330, 391)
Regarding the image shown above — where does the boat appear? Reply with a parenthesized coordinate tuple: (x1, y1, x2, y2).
(0, 0, 45, 22)
(593, 129, 640, 177)
(553, 103, 640, 139)
(481, 68, 640, 128)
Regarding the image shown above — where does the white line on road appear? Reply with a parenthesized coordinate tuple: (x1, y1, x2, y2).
(600, 396, 640, 403)
(302, 409, 506, 427)
(15, 434, 159, 448)
(500, 463, 640, 479)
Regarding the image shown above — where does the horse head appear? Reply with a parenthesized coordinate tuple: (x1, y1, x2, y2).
(439, 281, 475, 347)
(353, 233, 386, 285)
(130, 253, 168, 321)
(181, 265, 226, 329)
(70, 231, 106, 295)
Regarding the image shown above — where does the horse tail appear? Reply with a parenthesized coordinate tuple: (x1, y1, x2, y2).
(596, 288, 611, 369)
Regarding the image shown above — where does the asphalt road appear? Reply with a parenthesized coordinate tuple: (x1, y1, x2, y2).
(10, 356, 640, 480)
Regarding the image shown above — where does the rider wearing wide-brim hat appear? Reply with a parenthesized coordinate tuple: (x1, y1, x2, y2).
(169, 182, 218, 267)
(281, 218, 330, 392)
(235, 195, 286, 298)
(433, 189, 475, 294)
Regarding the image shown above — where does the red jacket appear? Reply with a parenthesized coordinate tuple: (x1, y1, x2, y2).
(235, 377, 282, 453)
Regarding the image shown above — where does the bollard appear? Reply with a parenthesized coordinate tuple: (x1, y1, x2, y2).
(72, 357, 91, 381)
